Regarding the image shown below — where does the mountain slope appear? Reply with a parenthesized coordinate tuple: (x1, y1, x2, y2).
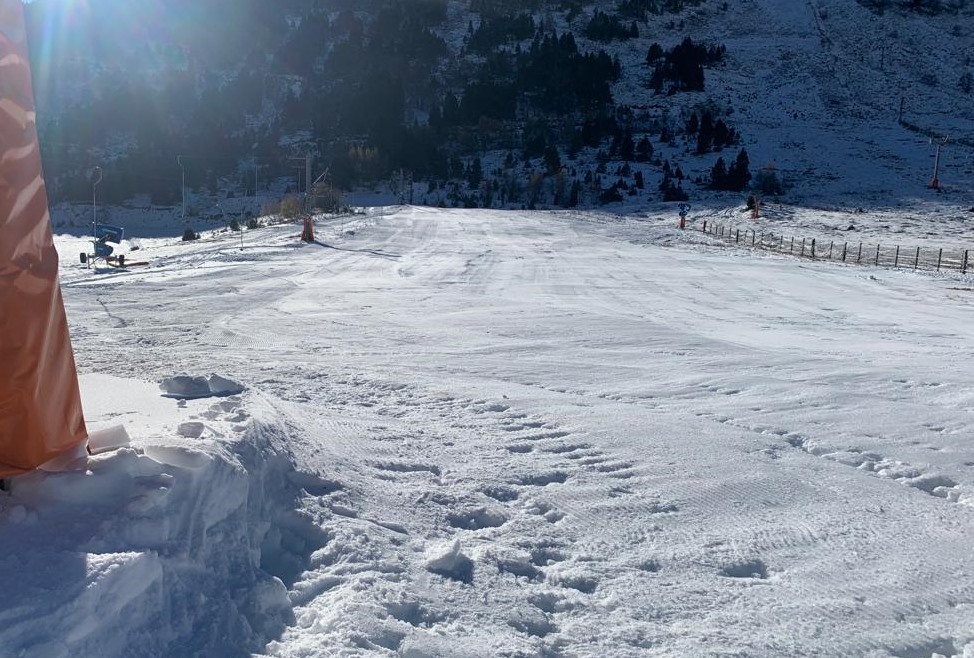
(24, 0, 974, 213)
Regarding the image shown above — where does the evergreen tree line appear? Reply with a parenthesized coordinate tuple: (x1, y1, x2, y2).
(584, 10, 639, 42)
(30, 0, 753, 209)
(617, 0, 708, 21)
(709, 149, 751, 192)
(648, 37, 726, 93)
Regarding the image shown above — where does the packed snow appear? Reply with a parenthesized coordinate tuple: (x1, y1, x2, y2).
(3, 204, 974, 658)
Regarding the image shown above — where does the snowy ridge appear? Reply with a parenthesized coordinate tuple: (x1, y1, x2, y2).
(0, 377, 303, 657)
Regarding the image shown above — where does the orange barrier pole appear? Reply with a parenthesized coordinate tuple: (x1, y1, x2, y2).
(0, 1, 88, 476)
(301, 216, 315, 242)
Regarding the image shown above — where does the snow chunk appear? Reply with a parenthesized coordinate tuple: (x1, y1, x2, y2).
(399, 633, 491, 658)
(425, 539, 474, 583)
(159, 374, 245, 399)
(87, 424, 132, 455)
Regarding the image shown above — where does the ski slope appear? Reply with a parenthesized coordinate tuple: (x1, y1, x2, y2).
(3, 206, 974, 657)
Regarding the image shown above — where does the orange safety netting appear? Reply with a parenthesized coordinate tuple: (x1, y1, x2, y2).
(0, 1, 87, 476)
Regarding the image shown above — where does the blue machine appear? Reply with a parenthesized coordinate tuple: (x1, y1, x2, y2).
(94, 225, 124, 258)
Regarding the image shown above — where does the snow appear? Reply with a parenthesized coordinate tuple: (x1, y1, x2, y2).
(3, 204, 974, 657)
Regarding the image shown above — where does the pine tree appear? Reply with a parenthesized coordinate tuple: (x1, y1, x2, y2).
(728, 148, 750, 190)
(709, 157, 727, 189)
(620, 130, 635, 161)
(636, 136, 653, 162)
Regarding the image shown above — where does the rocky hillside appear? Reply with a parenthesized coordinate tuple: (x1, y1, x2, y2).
(24, 0, 974, 213)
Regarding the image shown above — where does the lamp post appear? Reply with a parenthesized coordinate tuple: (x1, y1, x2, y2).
(252, 146, 260, 217)
(177, 155, 186, 220)
(91, 165, 102, 257)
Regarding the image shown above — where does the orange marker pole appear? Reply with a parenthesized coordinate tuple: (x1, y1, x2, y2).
(0, 1, 88, 475)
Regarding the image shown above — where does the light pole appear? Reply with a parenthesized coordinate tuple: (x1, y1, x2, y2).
(929, 136, 948, 190)
(177, 155, 186, 220)
(92, 165, 102, 253)
(252, 145, 260, 217)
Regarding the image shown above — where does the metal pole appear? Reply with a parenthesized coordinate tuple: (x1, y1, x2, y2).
(92, 166, 102, 263)
(177, 156, 185, 221)
(92, 166, 102, 232)
(930, 137, 948, 190)
(254, 155, 259, 216)
(306, 152, 312, 212)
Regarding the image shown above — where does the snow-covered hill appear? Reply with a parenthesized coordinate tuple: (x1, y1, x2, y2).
(597, 0, 974, 205)
(4, 206, 974, 657)
(26, 0, 974, 216)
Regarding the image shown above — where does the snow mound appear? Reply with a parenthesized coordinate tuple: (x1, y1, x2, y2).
(159, 374, 246, 399)
(0, 375, 307, 658)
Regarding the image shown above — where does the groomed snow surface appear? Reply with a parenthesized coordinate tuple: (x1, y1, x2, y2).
(4, 205, 974, 658)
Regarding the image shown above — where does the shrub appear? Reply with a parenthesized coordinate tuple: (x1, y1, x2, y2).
(182, 228, 199, 241)
(279, 195, 304, 218)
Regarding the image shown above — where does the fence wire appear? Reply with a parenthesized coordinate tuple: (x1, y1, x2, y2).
(700, 221, 972, 274)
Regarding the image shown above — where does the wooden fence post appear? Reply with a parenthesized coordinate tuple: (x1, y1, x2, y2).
(828, 241, 833, 259)
(875, 245, 881, 266)
(937, 248, 943, 271)
(894, 245, 900, 268)
(842, 242, 848, 262)
(702, 220, 707, 232)
(810, 238, 815, 258)
(736, 228, 740, 243)
(752, 231, 756, 246)
(963, 250, 969, 274)
(790, 237, 794, 253)
(914, 247, 920, 270)
(857, 243, 863, 263)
